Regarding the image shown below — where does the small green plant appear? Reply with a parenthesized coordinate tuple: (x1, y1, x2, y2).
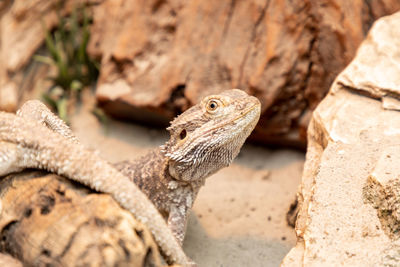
(35, 5, 99, 123)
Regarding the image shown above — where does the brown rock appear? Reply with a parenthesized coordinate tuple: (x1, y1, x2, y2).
(0, 0, 100, 111)
(0, 253, 22, 267)
(0, 171, 161, 266)
(282, 12, 400, 266)
(89, 0, 400, 147)
(0, 82, 18, 112)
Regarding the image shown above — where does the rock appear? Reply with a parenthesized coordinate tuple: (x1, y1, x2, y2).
(0, 0, 59, 112)
(0, 253, 22, 267)
(0, 171, 162, 266)
(88, 0, 400, 147)
(0, 0, 100, 111)
(0, 81, 18, 112)
(282, 12, 400, 266)
(365, 145, 400, 239)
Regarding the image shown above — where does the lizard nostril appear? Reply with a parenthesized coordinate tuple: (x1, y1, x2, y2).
(179, 129, 187, 140)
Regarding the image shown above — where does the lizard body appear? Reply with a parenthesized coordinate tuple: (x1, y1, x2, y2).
(0, 111, 193, 266)
(115, 89, 261, 244)
(0, 89, 260, 265)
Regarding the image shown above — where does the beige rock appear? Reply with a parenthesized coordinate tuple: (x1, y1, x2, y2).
(366, 145, 400, 240)
(89, 0, 400, 147)
(282, 12, 400, 266)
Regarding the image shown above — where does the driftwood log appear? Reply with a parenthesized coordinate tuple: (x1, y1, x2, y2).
(0, 170, 163, 267)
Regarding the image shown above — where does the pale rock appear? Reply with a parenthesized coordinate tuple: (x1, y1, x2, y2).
(282, 12, 400, 266)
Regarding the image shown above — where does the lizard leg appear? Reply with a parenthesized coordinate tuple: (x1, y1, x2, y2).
(17, 100, 79, 144)
(168, 205, 189, 246)
(0, 142, 23, 177)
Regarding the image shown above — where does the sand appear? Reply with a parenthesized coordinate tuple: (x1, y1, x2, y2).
(70, 95, 305, 267)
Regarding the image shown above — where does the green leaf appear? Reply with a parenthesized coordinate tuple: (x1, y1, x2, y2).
(56, 98, 69, 124)
(91, 107, 110, 134)
(41, 92, 58, 110)
(70, 80, 83, 91)
(70, 7, 79, 49)
(36, 3, 99, 112)
(33, 55, 55, 65)
(42, 21, 58, 60)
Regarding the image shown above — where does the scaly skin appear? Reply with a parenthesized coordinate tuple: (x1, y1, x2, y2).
(0, 112, 194, 266)
(0, 89, 261, 265)
(115, 89, 261, 244)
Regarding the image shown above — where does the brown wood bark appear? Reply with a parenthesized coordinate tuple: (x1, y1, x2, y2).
(0, 170, 162, 267)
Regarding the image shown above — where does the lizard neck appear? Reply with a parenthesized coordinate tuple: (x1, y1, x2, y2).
(116, 148, 204, 204)
(163, 149, 206, 189)
(149, 148, 206, 202)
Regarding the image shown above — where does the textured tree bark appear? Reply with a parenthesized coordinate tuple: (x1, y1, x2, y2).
(0, 170, 162, 267)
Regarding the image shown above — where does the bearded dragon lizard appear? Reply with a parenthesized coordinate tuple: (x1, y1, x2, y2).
(114, 89, 261, 244)
(0, 89, 260, 265)
(0, 106, 194, 266)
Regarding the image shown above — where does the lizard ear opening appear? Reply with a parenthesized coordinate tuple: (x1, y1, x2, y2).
(179, 129, 187, 140)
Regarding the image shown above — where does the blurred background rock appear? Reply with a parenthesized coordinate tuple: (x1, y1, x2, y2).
(1, 0, 399, 148)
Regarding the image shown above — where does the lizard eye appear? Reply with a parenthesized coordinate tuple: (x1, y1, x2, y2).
(206, 100, 220, 113)
(179, 129, 187, 140)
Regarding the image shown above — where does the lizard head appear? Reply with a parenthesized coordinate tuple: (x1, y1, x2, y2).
(161, 89, 261, 182)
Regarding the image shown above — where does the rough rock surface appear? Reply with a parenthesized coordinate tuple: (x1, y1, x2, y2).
(282, 12, 400, 266)
(88, 0, 400, 147)
(0, 171, 161, 266)
(0, 0, 100, 112)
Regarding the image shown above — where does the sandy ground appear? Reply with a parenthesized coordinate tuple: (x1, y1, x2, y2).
(70, 96, 305, 267)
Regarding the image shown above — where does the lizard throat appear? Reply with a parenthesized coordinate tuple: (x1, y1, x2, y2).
(165, 103, 260, 182)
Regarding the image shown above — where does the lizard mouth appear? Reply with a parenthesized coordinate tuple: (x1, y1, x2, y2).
(203, 102, 261, 135)
(164, 100, 261, 160)
(232, 103, 261, 123)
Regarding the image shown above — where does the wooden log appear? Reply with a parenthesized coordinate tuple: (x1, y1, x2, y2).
(0, 170, 162, 267)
